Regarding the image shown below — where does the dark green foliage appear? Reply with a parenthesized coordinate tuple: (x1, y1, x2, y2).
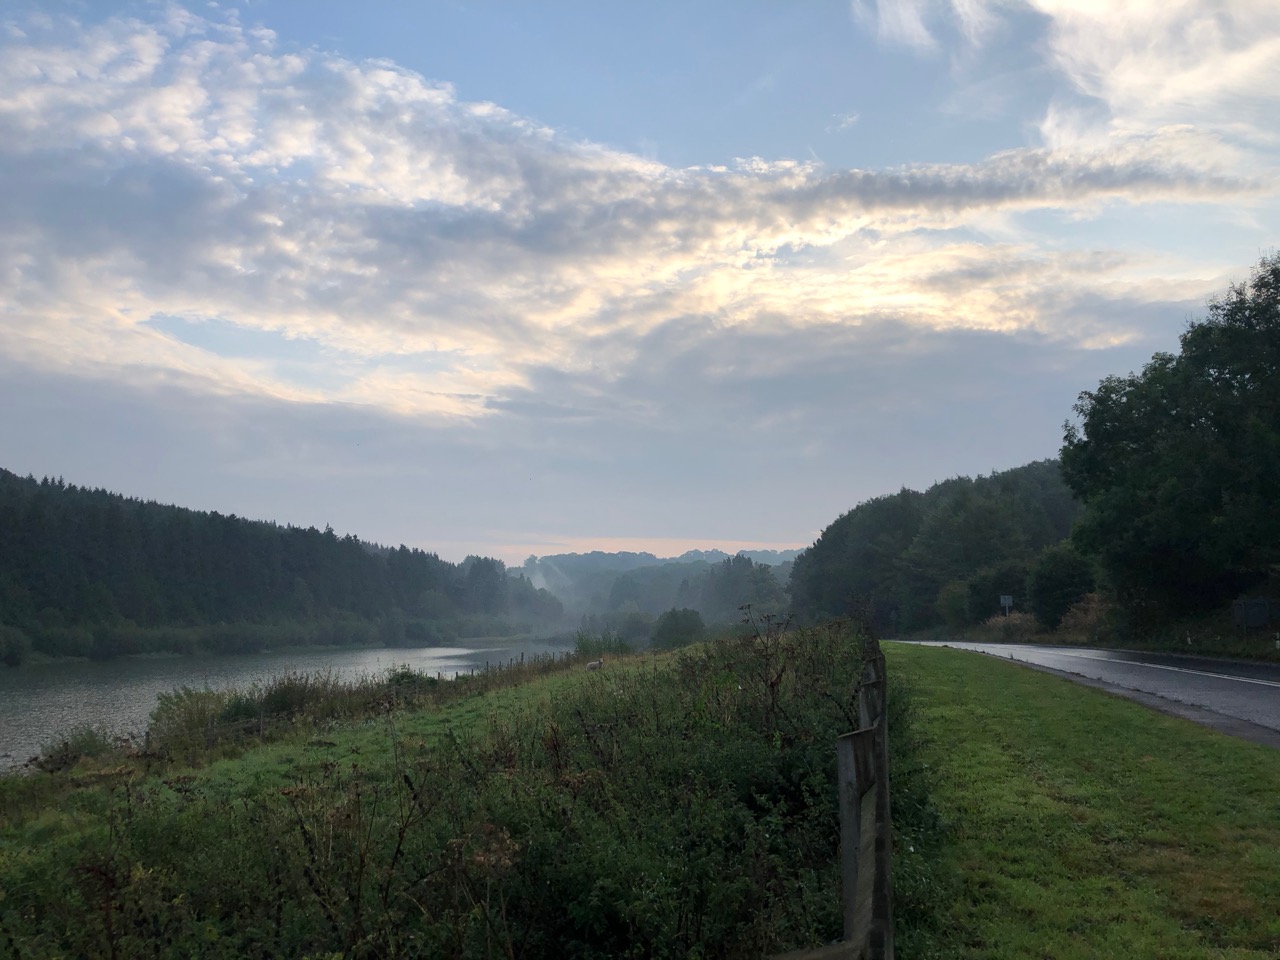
(1027, 543, 1096, 630)
(0, 469, 564, 660)
(1062, 254, 1280, 623)
(650, 607, 707, 649)
(0, 623, 31, 666)
(964, 560, 1031, 625)
(572, 629, 633, 657)
(34, 725, 116, 772)
(696, 555, 788, 624)
(788, 489, 925, 630)
(789, 461, 1080, 633)
(0, 623, 903, 959)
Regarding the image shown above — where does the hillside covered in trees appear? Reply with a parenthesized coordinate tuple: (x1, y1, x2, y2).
(787, 459, 1081, 634)
(522, 550, 794, 642)
(0, 470, 562, 664)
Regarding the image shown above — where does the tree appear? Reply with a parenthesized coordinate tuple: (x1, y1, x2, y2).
(1027, 543, 1095, 631)
(651, 608, 706, 650)
(0, 625, 32, 667)
(1061, 254, 1280, 620)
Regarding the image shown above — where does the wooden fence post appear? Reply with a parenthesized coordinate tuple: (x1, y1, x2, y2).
(771, 636, 894, 960)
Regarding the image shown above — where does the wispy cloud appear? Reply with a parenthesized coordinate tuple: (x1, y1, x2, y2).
(826, 111, 861, 132)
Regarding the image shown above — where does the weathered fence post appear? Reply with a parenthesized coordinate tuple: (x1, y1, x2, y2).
(778, 635, 894, 960)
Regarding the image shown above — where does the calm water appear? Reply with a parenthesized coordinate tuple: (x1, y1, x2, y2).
(0, 636, 573, 772)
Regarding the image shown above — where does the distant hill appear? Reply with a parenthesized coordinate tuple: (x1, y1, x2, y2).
(0, 469, 562, 663)
(519, 548, 798, 629)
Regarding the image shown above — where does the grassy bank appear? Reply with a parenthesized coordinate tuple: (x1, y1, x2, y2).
(0, 622, 895, 959)
(889, 642, 1280, 959)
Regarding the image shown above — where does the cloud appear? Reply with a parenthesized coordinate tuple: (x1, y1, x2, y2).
(0, 3, 1274, 557)
(851, 0, 940, 53)
(826, 111, 860, 132)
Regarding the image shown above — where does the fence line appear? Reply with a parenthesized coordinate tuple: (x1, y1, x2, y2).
(776, 635, 895, 960)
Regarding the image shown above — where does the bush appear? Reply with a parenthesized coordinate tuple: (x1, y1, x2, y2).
(1057, 591, 1113, 643)
(0, 624, 32, 666)
(573, 629, 632, 657)
(971, 611, 1039, 643)
(1028, 542, 1096, 630)
(35, 725, 117, 772)
(935, 581, 971, 631)
(4, 623, 886, 958)
(651, 607, 707, 650)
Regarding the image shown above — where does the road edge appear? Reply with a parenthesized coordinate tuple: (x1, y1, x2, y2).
(952, 649, 1280, 751)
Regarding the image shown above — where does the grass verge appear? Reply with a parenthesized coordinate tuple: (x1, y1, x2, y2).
(888, 642, 1280, 959)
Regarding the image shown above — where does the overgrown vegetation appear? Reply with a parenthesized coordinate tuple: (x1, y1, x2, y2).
(890, 643, 1280, 958)
(0, 621, 949, 959)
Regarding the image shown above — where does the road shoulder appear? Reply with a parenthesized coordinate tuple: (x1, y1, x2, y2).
(976, 652, 1280, 750)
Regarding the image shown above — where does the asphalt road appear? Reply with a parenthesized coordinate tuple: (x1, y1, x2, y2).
(908, 642, 1280, 747)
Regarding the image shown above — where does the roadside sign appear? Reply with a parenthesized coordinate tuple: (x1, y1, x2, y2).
(1000, 594, 1013, 615)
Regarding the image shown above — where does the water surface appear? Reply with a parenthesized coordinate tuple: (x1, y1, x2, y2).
(0, 637, 572, 772)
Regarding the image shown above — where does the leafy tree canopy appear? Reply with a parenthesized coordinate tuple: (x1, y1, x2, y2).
(1061, 254, 1280, 619)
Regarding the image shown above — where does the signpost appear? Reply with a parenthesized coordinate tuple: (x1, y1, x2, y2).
(1000, 594, 1013, 616)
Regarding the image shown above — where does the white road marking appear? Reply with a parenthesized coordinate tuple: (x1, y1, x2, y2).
(987, 647, 1280, 690)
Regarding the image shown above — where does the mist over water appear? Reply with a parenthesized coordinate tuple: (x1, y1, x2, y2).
(0, 636, 572, 773)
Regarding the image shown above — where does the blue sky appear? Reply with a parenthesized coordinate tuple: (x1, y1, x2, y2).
(1, 1, 1277, 562)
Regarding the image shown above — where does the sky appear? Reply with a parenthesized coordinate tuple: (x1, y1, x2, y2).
(0, 1, 1277, 564)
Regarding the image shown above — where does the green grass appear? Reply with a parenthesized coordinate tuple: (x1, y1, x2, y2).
(888, 642, 1280, 959)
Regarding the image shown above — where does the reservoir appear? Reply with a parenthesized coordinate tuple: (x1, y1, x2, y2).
(0, 636, 573, 773)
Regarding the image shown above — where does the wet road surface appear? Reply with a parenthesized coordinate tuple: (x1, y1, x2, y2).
(906, 642, 1280, 743)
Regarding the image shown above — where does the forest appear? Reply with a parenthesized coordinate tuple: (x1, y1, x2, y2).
(786, 459, 1082, 634)
(0, 470, 562, 664)
(789, 254, 1280, 646)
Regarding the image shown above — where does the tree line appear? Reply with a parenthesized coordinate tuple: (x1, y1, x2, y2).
(0, 471, 561, 664)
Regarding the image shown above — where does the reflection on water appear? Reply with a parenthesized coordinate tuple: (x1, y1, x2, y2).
(0, 637, 572, 772)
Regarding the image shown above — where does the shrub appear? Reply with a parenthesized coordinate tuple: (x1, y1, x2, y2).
(651, 607, 707, 649)
(0, 624, 32, 666)
(35, 725, 117, 772)
(573, 629, 632, 657)
(1057, 591, 1113, 643)
(5, 623, 890, 958)
(971, 611, 1039, 643)
(1028, 542, 1096, 630)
